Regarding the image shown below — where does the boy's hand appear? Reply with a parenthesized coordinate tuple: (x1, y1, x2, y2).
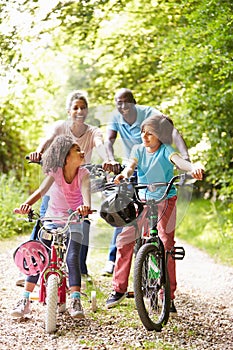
(191, 165, 204, 180)
(114, 174, 125, 184)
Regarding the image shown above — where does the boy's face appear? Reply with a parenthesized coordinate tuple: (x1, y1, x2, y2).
(141, 125, 160, 149)
(69, 99, 88, 122)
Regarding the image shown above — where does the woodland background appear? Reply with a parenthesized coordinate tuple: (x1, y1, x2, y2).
(0, 0, 232, 261)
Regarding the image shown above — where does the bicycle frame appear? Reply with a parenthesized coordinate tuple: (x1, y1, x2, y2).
(38, 231, 68, 306)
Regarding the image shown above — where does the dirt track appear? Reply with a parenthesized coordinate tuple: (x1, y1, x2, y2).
(0, 230, 232, 350)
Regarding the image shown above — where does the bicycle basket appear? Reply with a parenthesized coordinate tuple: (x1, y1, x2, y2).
(13, 240, 49, 276)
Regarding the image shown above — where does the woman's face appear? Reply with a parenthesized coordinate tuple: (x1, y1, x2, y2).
(69, 99, 88, 123)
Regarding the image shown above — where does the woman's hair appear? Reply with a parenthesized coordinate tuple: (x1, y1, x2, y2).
(66, 90, 89, 111)
(42, 135, 77, 173)
(141, 114, 174, 144)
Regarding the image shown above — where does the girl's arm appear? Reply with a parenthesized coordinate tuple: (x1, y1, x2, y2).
(14, 176, 54, 214)
(170, 153, 204, 180)
(114, 158, 137, 183)
(77, 173, 91, 216)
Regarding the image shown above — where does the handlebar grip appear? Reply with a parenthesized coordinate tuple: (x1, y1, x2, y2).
(25, 155, 41, 164)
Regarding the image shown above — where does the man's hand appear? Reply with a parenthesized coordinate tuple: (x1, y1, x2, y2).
(102, 160, 121, 175)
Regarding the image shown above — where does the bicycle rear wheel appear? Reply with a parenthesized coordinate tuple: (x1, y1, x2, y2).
(45, 274, 58, 333)
(134, 243, 170, 331)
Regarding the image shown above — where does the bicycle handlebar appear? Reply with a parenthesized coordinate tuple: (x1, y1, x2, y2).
(14, 209, 97, 225)
(104, 173, 194, 205)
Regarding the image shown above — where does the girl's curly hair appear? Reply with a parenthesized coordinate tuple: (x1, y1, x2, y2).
(42, 135, 77, 174)
(141, 114, 174, 144)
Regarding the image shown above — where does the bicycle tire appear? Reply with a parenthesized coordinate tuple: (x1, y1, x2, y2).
(45, 274, 58, 333)
(134, 243, 170, 331)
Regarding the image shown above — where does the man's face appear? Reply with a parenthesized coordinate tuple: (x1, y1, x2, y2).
(115, 93, 135, 119)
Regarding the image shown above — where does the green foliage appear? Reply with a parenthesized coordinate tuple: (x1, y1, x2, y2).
(0, 172, 34, 239)
(176, 198, 233, 266)
(0, 0, 232, 201)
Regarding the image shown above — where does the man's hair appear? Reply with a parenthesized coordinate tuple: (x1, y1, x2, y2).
(141, 115, 174, 144)
(42, 135, 77, 173)
(114, 88, 136, 104)
(66, 90, 89, 110)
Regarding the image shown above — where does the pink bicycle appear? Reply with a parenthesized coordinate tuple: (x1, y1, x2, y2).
(13, 209, 97, 333)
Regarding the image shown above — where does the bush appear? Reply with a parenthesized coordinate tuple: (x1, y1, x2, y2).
(0, 172, 35, 239)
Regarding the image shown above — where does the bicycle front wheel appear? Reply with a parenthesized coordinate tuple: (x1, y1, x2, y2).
(134, 243, 170, 331)
(45, 274, 58, 333)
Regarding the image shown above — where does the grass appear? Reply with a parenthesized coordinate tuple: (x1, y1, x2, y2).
(176, 195, 233, 266)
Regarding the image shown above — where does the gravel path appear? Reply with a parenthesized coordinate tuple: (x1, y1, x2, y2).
(0, 232, 232, 350)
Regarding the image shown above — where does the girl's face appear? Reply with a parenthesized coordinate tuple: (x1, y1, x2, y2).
(141, 125, 160, 152)
(66, 144, 85, 166)
(69, 99, 88, 122)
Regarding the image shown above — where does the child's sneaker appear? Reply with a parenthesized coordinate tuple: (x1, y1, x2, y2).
(10, 298, 31, 317)
(69, 298, 85, 318)
(106, 291, 126, 309)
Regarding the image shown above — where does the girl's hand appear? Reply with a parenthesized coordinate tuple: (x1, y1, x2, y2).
(114, 174, 125, 184)
(76, 205, 90, 217)
(14, 203, 32, 214)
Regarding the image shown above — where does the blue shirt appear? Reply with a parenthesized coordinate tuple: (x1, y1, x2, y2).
(130, 143, 177, 200)
(108, 105, 162, 158)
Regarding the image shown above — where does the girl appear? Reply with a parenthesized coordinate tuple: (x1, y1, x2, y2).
(11, 135, 90, 318)
(106, 115, 203, 313)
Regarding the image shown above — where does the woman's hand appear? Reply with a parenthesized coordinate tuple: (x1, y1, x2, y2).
(14, 203, 32, 214)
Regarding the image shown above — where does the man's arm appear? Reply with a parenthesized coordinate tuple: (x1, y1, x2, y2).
(102, 129, 122, 174)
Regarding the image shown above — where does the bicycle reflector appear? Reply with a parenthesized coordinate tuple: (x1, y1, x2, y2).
(13, 240, 49, 276)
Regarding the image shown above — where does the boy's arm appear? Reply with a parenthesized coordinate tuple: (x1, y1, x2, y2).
(114, 158, 137, 183)
(170, 153, 204, 180)
(172, 128, 190, 161)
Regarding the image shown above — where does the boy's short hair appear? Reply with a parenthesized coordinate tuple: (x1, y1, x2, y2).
(141, 115, 174, 144)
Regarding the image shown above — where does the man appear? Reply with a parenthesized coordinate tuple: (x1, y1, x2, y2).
(102, 88, 190, 275)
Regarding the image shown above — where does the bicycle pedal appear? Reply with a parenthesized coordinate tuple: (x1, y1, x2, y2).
(126, 291, 134, 298)
(170, 246, 185, 260)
